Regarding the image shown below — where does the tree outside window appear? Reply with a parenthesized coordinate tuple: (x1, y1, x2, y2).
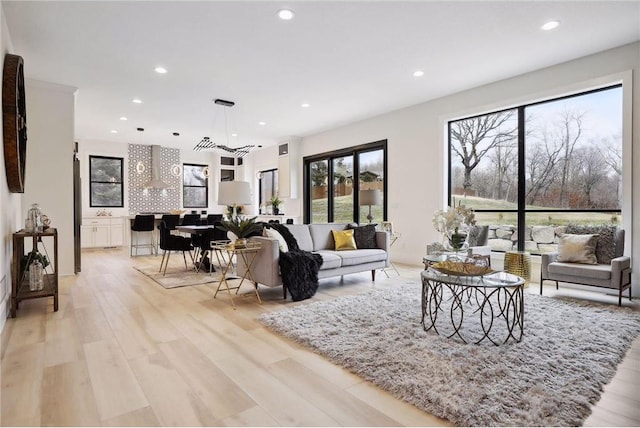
(183, 163, 208, 208)
(89, 155, 123, 207)
(449, 85, 623, 252)
(304, 141, 386, 224)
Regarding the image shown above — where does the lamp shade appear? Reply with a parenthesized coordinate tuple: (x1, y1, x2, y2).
(218, 181, 252, 206)
(360, 189, 382, 206)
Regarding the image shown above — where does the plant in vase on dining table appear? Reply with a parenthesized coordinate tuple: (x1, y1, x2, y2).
(432, 204, 476, 252)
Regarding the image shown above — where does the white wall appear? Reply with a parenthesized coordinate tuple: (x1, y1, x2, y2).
(0, 2, 22, 328)
(24, 79, 77, 276)
(277, 42, 639, 293)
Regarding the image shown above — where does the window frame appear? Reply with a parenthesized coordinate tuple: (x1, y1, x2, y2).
(303, 140, 387, 224)
(447, 84, 623, 252)
(182, 163, 209, 208)
(89, 155, 124, 208)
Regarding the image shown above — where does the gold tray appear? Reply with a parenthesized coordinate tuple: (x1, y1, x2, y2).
(431, 261, 495, 277)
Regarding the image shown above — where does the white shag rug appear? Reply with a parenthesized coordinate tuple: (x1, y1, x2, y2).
(258, 281, 640, 426)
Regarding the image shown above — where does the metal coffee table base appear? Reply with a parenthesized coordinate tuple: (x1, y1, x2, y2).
(421, 271, 524, 345)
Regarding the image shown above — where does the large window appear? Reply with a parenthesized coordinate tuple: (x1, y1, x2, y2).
(183, 163, 208, 208)
(258, 169, 278, 213)
(89, 155, 123, 207)
(304, 140, 386, 224)
(448, 85, 623, 253)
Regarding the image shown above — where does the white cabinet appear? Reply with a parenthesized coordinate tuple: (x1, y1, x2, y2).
(81, 217, 124, 248)
(277, 137, 300, 199)
(110, 220, 124, 246)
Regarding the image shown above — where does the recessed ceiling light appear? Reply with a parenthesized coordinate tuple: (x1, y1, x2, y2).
(278, 9, 294, 20)
(172, 132, 180, 136)
(541, 20, 560, 31)
(258, 121, 266, 126)
(110, 130, 118, 134)
(231, 133, 238, 137)
(154, 66, 168, 74)
(413, 70, 425, 77)
(120, 116, 128, 121)
(132, 98, 142, 104)
(301, 103, 310, 108)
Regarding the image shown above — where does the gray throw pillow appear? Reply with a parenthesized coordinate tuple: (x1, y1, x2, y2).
(566, 224, 617, 264)
(467, 225, 488, 247)
(347, 224, 377, 249)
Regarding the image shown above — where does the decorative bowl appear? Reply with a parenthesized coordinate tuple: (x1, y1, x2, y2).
(431, 260, 494, 276)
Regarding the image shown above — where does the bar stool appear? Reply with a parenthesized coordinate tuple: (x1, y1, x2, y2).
(130, 214, 156, 256)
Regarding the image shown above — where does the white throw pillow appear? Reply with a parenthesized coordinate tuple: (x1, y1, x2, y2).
(557, 233, 599, 264)
(264, 228, 289, 253)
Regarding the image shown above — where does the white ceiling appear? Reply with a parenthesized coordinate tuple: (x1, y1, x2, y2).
(3, 1, 639, 153)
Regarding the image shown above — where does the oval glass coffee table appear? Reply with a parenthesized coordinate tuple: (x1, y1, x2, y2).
(421, 269, 524, 345)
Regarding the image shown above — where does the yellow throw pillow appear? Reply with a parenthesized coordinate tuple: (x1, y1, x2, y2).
(332, 229, 357, 251)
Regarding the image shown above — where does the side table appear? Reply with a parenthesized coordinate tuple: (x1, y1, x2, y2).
(211, 241, 261, 308)
(382, 232, 401, 277)
(11, 228, 59, 317)
(504, 250, 531, 287)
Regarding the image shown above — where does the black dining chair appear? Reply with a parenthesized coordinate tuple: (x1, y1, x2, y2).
(180, 213, 203, 250)
(158, 221, 194, 275)
(206, 214, 223, 226)
(130, 214, 156, 256)
(161, 214, 180, 231)
(181, 214, 200, 226)
(195, 227, 219, 273)
(197, 219, 232, 273)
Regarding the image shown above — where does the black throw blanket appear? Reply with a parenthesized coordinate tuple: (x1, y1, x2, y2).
(267, 223, 323, 301)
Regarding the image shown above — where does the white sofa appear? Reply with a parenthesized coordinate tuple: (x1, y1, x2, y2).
(238, 223, 390, 298)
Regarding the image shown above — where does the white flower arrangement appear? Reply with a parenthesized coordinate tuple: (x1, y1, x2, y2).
(432, 204, 476, 235)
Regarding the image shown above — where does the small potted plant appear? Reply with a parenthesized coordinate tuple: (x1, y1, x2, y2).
(216, 216, 262, 248)
(270, 194, 283, 215)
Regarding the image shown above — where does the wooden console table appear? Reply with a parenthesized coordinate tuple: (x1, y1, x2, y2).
(11, 228, 59, 317)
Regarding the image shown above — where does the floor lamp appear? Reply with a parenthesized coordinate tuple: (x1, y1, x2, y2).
(359, 189, 382, 223)
(218, 181, 252, 218)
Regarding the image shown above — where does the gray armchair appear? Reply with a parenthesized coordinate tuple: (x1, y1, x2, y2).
(466, 225, 490, 258)
(540, 228, 632, 306)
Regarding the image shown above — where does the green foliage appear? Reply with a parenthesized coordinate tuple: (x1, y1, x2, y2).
(270, 194, 283, 207)
(310, 161, 328, 187)
(216, 216, 262, 238)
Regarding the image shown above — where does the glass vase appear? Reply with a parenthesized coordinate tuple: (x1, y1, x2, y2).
(444, 229, 469, 254)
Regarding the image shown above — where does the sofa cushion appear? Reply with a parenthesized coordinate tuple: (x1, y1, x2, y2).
(285, 224, 314, 252)
(548, 262, 612, 280)
(566, 224, 617, 264)
(309, 223, 348, 251)
(332, 229, 357, 251)
(557, 233, 598, 264)
(337, 249, 387, 266)
(347, 223, 377, 249)
(314, 251, 343, 270)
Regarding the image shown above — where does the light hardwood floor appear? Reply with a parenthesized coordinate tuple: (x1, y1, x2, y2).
(1, 247, 638, 426)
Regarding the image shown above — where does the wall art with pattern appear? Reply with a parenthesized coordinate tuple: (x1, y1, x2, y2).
(128, 144, 181, 213)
